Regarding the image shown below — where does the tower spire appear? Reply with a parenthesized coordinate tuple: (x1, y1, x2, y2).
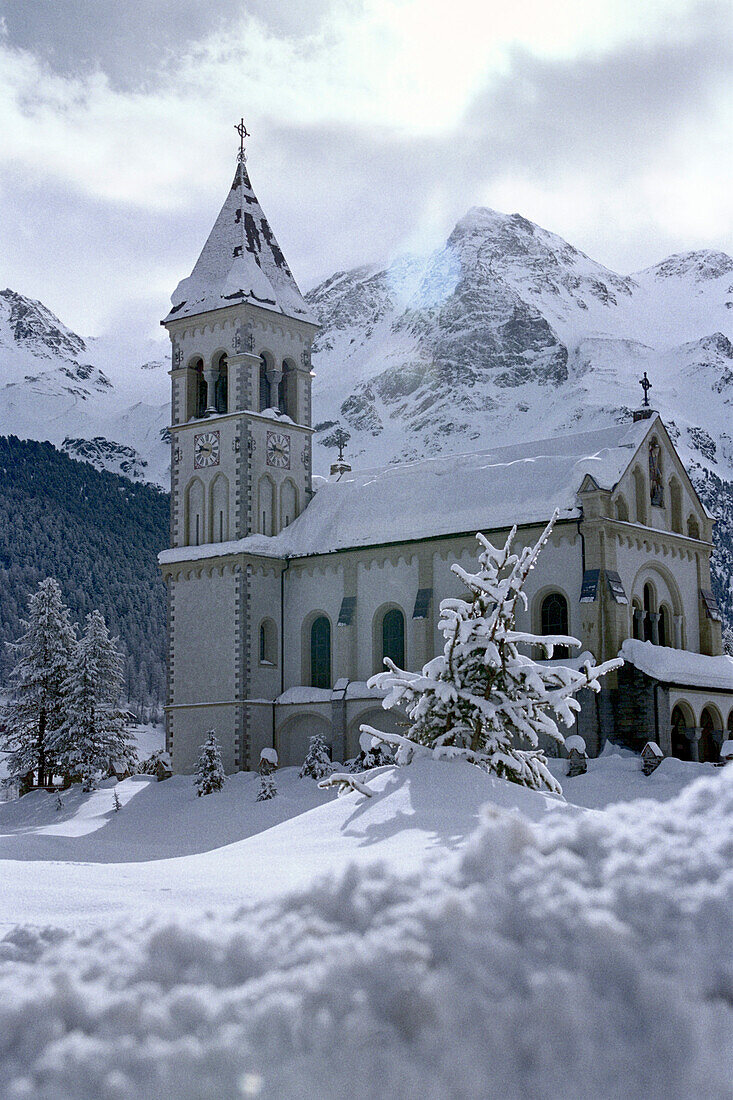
(235, 117, 250, 262)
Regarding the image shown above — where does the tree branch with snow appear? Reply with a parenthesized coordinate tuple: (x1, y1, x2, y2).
(354, 513, 620, 796)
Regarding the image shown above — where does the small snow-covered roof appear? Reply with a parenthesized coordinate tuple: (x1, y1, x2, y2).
(565, 735, 587, 754)
(620, 639, 733, 692)
(642, 741, 664, 757)
(164, 158, 315, 325)
(161, 419, 654, 565)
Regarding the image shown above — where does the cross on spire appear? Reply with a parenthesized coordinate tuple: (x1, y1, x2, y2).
(235, 117, 250, 162)
(639, 371, 652, 407)
(334, 428, 349, 462)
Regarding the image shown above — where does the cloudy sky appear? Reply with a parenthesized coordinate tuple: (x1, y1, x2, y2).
(0, 0, 731, 341)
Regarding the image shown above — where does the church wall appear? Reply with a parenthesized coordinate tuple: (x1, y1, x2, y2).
(248, 563, 284, 701)
(283, 562, 343, 688)
(356, 554, 420, 678)
(172, 416, 240, 548)
(614, 534, 702, 650)
(167, 564, 241, 772)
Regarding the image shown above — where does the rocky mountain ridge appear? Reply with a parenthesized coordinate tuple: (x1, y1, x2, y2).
(0, 289, 170, 486)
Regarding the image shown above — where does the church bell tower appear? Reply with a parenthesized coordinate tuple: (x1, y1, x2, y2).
(161, 121, 318, 772)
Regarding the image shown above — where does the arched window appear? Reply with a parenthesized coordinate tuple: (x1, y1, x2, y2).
(310, 616, 331, 689)
(671, 705, 691, 761)
(188, 358, 205, 420)
(185, 479, 204, 547)
(214, 352, 228, 414)
(699, 707, 718, 763)
(280, 479, 298, 528)
(259, 619, 277, 666)
(615, 494, 629, 522)
(259, 356, 272, 412)
(258, 475, 275, 536)
(540, 593, 569, 658)
(279, 362, 298, 420)
(670, 479, 683, 534)
(643, 583, 655, 642)
(687, 515, 700, 540)
(381, 608, 405, 669)
(210, 475, 229, 542)
(633, 467, 647, 526)
(659, 604, 670, 648)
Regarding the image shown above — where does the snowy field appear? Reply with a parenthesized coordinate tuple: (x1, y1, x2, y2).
(0, 749, 731, 1099)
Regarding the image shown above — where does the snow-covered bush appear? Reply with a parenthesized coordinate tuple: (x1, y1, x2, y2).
(51, 610, 137, 790)
(325, 514, 619, 797)
(260, 747, 278, 773)
(343, 732, 396, 772)
(299, 733, 333, 780)
(257, 772, 277, 801)
(195, 732, 225, 796)
(1, 578, 76, 789)
(138, 749, 170, 776)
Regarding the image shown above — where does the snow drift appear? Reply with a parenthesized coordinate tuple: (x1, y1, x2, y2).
(1, 762, 731, 1099)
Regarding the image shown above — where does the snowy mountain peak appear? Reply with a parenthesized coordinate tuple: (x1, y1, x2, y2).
(0, 288, 86, 361)
(636, 250, 733, 282)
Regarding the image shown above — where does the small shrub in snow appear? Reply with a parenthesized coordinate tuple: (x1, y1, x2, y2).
(195, 732, 225, 796)
(259, 747, 278, 773)
(139, 750, 169, 776)
(299, 733, 333, 780)
(257, 773, 277, 801)
(55, 791, 63, 812)
(113, 788, 122, 812)
(324, 514, 619, 797)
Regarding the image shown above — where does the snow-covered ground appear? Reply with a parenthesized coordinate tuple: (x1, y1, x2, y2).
(1, 749, 731, 1098)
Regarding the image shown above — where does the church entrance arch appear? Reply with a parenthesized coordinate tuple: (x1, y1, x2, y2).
(278, 713, 332, 768)
(699, 706, 721, 763)
(670, 703, 693, 760)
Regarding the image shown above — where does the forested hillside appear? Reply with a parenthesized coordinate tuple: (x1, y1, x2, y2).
(0, 436, 168, 710)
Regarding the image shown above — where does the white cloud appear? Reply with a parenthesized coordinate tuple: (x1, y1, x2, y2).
(0, 0, 730, 335)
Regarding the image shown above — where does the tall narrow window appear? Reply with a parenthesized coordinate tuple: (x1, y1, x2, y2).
(540, 593, 569, 658)
(643, 583, 654, 642)
(382, 608, 405, 669)
(259, 357, 271, 411)
(215, 353, 228, 414)
(310, 616, 331, 689)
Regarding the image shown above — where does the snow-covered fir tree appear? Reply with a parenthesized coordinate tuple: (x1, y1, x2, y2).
(1, 578, 76, 788)
(325, 515, 619, 797)
(723, 624, 733, 657)
(195, 731, 225, 796)
(51, 610, 137, 790)
(299, 732, 333, 780)
(257, 772, 277, 800)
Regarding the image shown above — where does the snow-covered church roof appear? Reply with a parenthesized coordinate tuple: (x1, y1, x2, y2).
(164, 158, 315, 325)
(161, 418, 654, 565)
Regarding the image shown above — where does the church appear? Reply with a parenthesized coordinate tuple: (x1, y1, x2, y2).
(158, 137, 733, 772)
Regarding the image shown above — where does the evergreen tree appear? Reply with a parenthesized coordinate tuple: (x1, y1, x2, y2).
(51, 610, 137, 790)
(1, 578, 76, 787)
(195, 731, 225, 796)
(257, 772, 277, 801)
(324, 515, 619, 796)
(299, 733, 333, 780)
(723, 624, 733, 657)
